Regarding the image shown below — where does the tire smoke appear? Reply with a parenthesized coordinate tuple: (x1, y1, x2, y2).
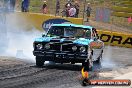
(6, 29, 42, 63)
(0, 12, 43, 63)
(101, 46, 117, 69)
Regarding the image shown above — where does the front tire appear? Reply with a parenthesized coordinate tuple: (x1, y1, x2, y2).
(36, 56, 44, 67)
(82, 55, 93, 71)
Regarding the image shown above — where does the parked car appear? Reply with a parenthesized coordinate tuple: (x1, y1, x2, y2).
(33, 24, 104, 71)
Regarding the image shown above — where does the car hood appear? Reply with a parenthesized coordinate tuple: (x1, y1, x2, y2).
(35, 37, 93, 45)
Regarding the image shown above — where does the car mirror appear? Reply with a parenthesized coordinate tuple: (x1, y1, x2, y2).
(42, 33, 46, 37)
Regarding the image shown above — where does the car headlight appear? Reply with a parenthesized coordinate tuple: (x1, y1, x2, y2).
(72, 46, 77, 51)
(45, 43, 50, 49)
(36, 44, 43, 49)
(80, 47, 86, 52)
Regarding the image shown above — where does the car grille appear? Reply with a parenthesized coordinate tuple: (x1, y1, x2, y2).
(62, 43, 73, 51)
(50, 43, 61, 51)
(50, 43, 75, 52)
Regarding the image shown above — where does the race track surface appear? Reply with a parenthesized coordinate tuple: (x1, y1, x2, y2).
(0, 46, 132, 88)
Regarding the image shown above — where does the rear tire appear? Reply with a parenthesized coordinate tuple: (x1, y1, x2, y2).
(36, 56, 44, 67)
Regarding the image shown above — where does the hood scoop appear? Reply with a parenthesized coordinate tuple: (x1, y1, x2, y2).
(62, 38, 76, 43)
(50, 38, 76, 43)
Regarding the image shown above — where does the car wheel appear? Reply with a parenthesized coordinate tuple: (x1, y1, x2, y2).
(83, 55, 93, 71)
(36, 56, 44, 67)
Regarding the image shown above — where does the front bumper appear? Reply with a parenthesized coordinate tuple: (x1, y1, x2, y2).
(33, 50, 87, 63)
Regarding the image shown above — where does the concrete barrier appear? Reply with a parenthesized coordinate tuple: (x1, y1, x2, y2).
(7, 12, 83, 31)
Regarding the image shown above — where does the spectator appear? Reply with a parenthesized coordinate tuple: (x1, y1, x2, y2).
(86, 3, 92, 22)
(21, 0, 30, 12)
(69, 5, 76, 17)
(61, 7, 66, 17)
(55, 0, 60, 16)
(41, 1, 48, 14)
(65, 4, 71, 17)
(21, 0, 24, 12)
(74, 1, 79, 18)
(65, 0, 72, 8)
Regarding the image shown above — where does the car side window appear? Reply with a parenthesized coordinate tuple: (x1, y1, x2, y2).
(85, 30, 91, 38)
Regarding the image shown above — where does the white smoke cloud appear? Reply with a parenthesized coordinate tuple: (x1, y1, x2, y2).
(6, 28, 42, 63)
(101, 46, 117, 69)
(0, 12, 43, 63)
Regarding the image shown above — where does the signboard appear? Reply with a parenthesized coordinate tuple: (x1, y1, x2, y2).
(95, 8, 111, 22)
(97, 30, 132, 48)
(42, 19, 70, 31)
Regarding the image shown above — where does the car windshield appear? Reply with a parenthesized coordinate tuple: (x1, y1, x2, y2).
(46, 26, 91, 39)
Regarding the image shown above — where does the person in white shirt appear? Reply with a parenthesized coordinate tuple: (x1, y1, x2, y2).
(69, 5, 76, 17)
